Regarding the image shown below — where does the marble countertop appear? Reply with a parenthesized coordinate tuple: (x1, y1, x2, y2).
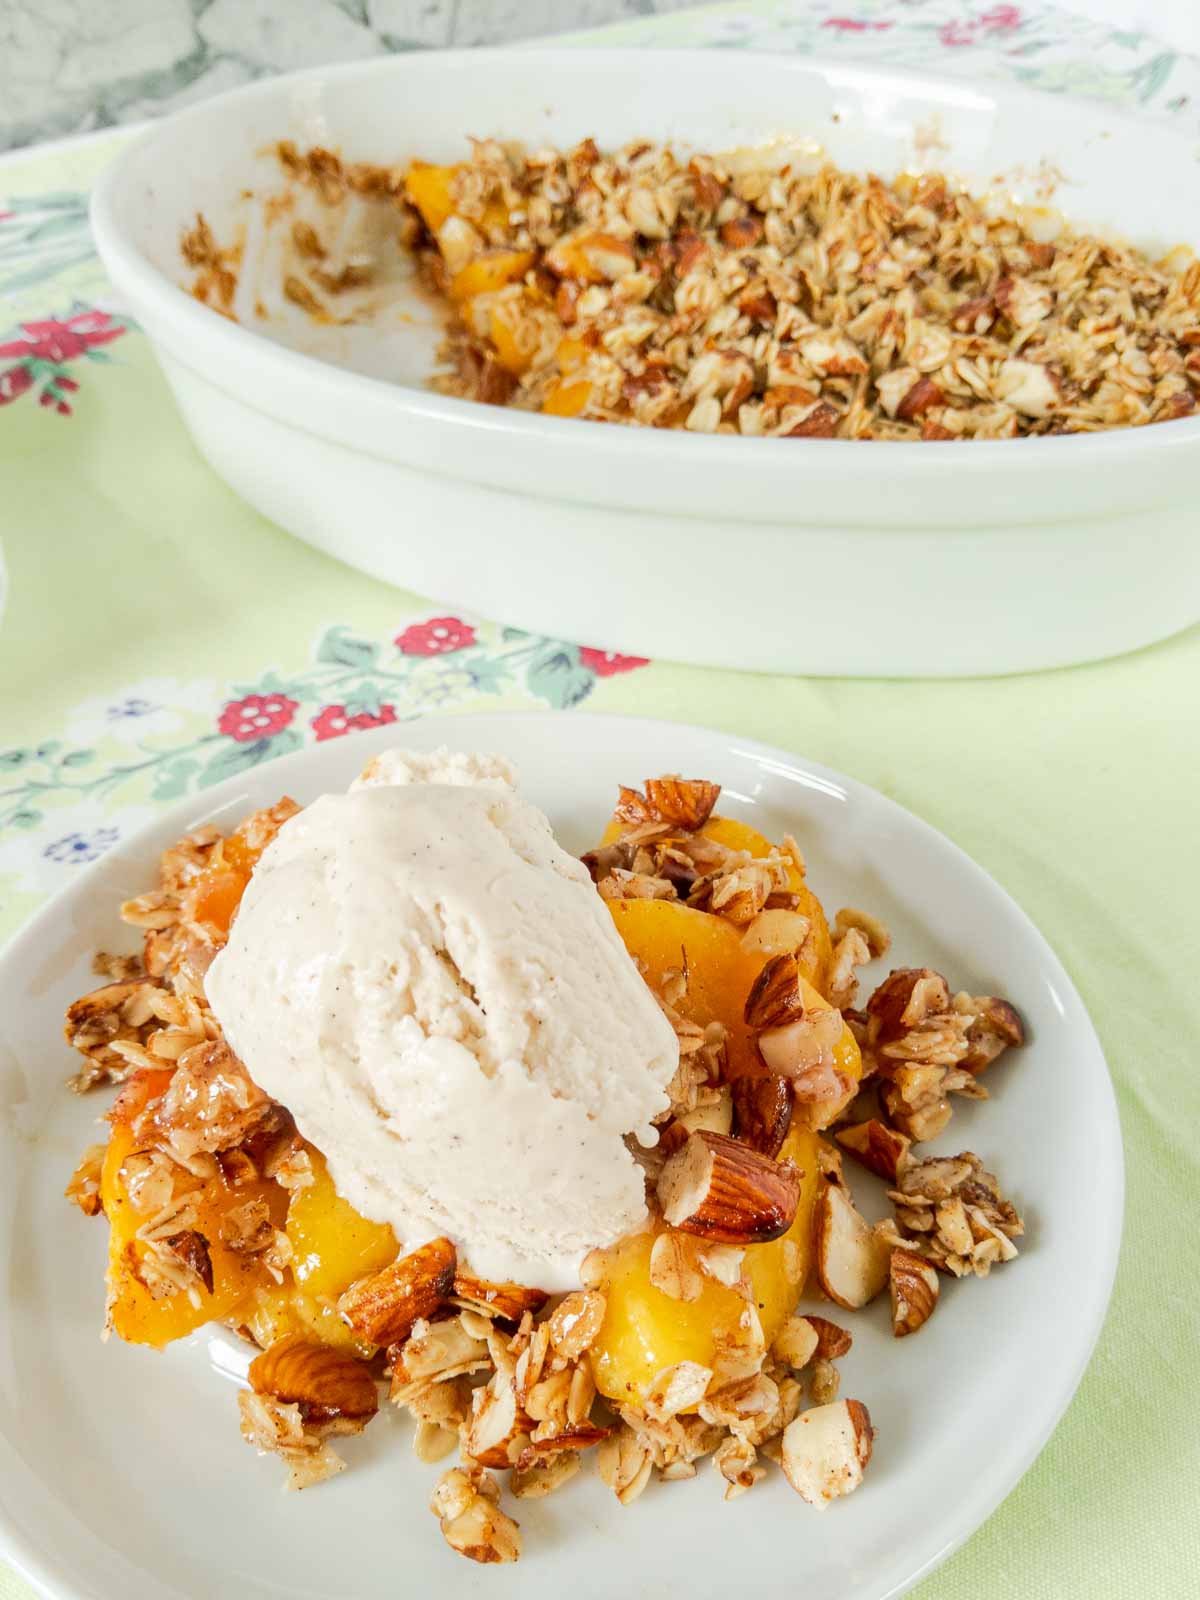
(0, 0, 698, 152)
(4, 0, 1199, 153)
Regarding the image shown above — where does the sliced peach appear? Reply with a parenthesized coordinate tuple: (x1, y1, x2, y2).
(606, 898, 859, 1089)
(588, 1121, 823, 1409)
(542, 377, 592, 417)
(449, 248, 534, 303)
(600, 812, 833, 994)
(187, 868, 246, 939)
(285, 1146, 399, 1300)
(100, 1123, 287, 1349)
(556, 335, 589, 374)
(404, 162, 460, 234)
(183, 800, 296, 940)
(241, 1283, 377, 1358)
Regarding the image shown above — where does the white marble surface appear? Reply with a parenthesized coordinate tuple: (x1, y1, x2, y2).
(3, 0, 1198, 152)
(0, 0, 699, 150)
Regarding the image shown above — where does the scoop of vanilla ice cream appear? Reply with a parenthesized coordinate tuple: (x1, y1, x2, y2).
(204, 752, 678, 1288)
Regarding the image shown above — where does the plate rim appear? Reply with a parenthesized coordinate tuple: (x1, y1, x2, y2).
(0, 710, 1125, 1600)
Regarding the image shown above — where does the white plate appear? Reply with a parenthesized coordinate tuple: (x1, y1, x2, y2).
(0, 713, 1122, 1600)
(91, 49, 1200, 676)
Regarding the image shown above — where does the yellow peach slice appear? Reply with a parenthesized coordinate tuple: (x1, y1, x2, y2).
(449, 249, 534, 303)
(542, 377, 592, 417)
(101, 1122, 286, 1349)
(588, 1121, 823, 1409)
(601, 811, 833, 994)
(285, 1147, 399, 1300)
(404, 162, 460, 234)
(606, 898, 859, 1089)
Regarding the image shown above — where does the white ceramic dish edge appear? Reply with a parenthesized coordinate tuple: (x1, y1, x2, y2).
(90, 51, 1200, 677)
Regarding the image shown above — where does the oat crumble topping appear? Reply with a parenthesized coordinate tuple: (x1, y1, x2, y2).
(189, 138, 1200, 439)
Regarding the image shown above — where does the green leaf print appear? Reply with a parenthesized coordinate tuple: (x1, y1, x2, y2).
(317, 625, 379, 671)
(152, 757, 201, 801)
(341, 684, 385, 718)
(466, 656, 513, 696)
(201, 727, 301, 788)
(525, 645, 594, 710)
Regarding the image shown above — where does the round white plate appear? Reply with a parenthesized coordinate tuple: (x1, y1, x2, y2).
(0, 713, 1122, 1600)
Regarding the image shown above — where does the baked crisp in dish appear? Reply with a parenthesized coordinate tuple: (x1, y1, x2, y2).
(65, 755, 1026, 1564)
(187, 138, 1200, 439)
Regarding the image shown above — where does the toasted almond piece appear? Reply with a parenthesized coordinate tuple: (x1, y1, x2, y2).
(835, 1119, 913, 1183)
(781, 1400, 874, 1508)
(805, 1314, 853, 1361)
(714, 1434, 766, 1499)
(832, 906, 891, 959)
(338, 1237, 455, 1346)
(430, 1467, 521, 1564)
(657, 1130, 800, 1244)
(743, 952, 806, 1031)
(720, 213, 764, 249)
(867, 968, 950, 1034)
(649, 1232, 704, 1301)
(962, 995, 1026, 1074)
(730, 1072, 793, 1158)
(249, 1333, 379, 1422)
(464, 1366, 528, 1468)
(581, 231, 637, 281)
(613, 775, 721, 831)
(164, 1229, 214, 1295)
(452, 1272, 549, 1322)
(826, 927, 871, 1009)
(515, 1422, 611, 1469)
(546, 1290, 607, 1361)
(889, 1248, 940, 1337)
(770, 1314, 820, 1372)
(814, 1184, 891, 1310)
(740, 908, 811, 960)
(695, 1242, 745, 1288)
(699, 1371, 779, 1428)
(809, 1358, 840, 1405)
(644, 1360, 713, 1421)
(675, 1085, 733, 1138)
(757, 1007, 845, 1082)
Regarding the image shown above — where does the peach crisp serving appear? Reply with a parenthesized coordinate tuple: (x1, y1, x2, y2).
(66, 761, 1026, 1564)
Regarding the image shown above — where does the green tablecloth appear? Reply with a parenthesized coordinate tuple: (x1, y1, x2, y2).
(2, 2, 1197, 1595)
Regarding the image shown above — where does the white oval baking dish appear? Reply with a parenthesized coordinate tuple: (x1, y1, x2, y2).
(91, 49, 1200, 677)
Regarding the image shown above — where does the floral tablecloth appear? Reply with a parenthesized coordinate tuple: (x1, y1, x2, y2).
(2, 3, 1198, 1598)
